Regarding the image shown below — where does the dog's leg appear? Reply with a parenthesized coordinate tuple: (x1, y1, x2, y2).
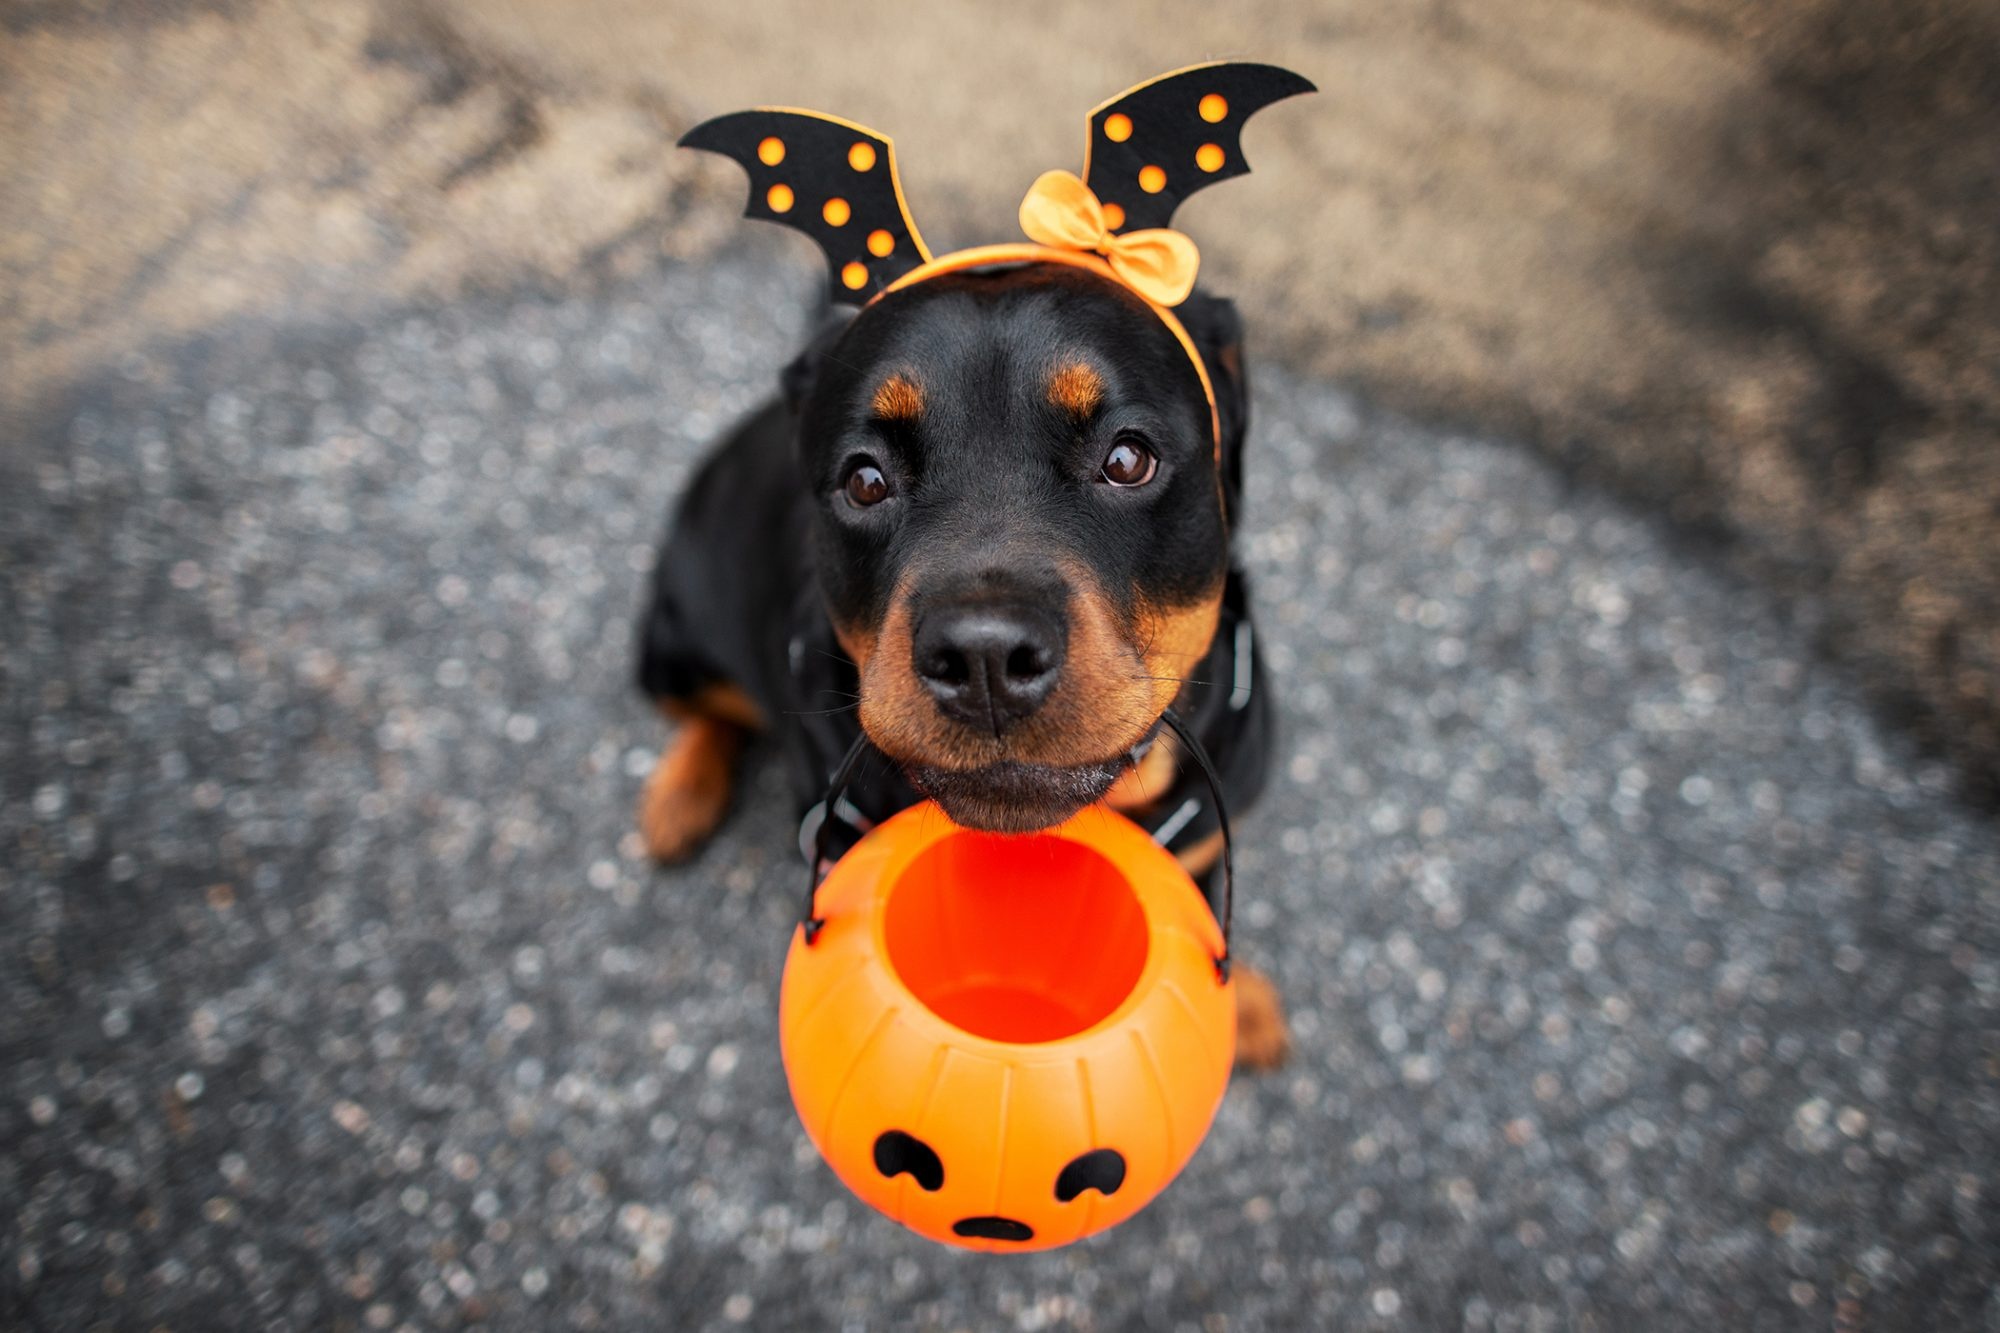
(637, 685, 763, 863)
(1230, 967, 1291, 1071)
(1177, 831, 1292, 1071)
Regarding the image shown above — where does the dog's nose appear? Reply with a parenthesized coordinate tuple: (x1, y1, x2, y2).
(912, 605, 1066, 734)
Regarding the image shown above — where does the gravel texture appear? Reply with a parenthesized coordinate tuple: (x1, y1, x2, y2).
(4, 253, 1998, 1331)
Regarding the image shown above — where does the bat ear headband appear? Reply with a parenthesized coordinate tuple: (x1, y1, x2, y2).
(680, 61, 1315, 451)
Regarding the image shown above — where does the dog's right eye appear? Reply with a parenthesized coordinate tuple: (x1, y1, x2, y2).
(843, 461, 891, 508)
(1099, 437, 1158, 487)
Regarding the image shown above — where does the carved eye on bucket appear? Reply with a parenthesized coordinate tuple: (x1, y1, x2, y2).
(1055, 1148, 1126, 1201)
(872, 1130, 944, 1191)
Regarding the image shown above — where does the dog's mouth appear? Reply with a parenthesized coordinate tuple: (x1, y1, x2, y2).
(902, 756, 1128, 834)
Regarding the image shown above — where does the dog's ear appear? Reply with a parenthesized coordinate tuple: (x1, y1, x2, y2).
(1175, 291, 1250, 508)
(780, 309, 857, 416)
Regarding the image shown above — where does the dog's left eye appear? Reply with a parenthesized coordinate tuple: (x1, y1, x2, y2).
(843, 460, 892, 507)
(1099, 437, 1158, 487)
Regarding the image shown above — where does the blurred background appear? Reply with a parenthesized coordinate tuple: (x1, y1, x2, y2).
(5, 2, 1998, 1329)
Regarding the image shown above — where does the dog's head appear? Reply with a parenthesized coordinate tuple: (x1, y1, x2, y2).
(787, 262, 1248, 832)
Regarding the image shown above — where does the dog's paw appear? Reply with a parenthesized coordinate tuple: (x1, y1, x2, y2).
(1232, 965, 1290, 1071)
(636, 718, 740, 863)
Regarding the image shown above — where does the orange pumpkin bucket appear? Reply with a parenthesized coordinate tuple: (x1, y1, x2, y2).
(779, 798, 1235, 1252)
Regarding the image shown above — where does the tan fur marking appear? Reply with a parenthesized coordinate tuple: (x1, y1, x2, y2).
(1217, 342, 1242, 383)
(1173, 828, 1226, 878)
(1106, 736, 1178, 812)
(637, 715, 744, 862)
(871, 374, 924, 421)
(855, 566, 1225, 773)
(853, 589, 941, 757)
(833, 621, 876, 673)
(857, 565, 1218, 773)
(1134, 582, 1226, 717)
(1232, 965, 1290, 1071)
(1048, 362, 1103, 417)
(665, 682, 767, 731)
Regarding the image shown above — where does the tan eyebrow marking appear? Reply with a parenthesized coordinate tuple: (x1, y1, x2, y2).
(1048, 362, 1104, 417)
(871, 374, 924, 421)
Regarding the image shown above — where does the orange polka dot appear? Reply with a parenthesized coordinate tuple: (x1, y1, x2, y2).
(1104, 113, 1133, 142)
(1196, 143, 1225, 172)
(841, 262, 869, 290)
(1138, 165, 1166, 194)
(867, 228, 895, 257)
(822, 197, 851, 226)
(766, 183, 794, 213)
(848, 142, 877, 172)
(1199, 94, 1228, 123)
(757, 136, 786, 166)
(1102, 201, 1125, 230)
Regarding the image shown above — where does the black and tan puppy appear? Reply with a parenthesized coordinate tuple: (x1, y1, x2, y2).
(634, 257, 1286, 1066)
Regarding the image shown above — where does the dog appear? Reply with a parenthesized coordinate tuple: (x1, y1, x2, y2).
(632, 254, 1288, 1068)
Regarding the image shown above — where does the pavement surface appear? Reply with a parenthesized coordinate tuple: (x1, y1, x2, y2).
(5, 251, 2000, 1331)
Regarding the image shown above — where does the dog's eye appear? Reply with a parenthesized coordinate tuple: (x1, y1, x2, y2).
(843, 461, 891, 507)
(1099, 437, 1158, 487)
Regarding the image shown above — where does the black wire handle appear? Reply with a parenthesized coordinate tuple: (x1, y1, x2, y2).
(1158, 708, 1235, 984)
(799, 731, 873, 943)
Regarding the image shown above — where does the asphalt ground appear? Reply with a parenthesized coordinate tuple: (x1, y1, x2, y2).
(4, 251, 1998, 1331)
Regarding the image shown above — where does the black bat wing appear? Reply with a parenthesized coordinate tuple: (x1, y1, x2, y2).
(679, 109, 931, 304)
(1084, 62, 1315, 235)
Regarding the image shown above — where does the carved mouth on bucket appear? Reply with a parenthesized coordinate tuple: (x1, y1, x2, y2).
(952, 1215, 1036, 1242)
(883, 829, 1149, 1042)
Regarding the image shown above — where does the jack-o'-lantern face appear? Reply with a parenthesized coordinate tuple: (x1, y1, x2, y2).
(779, 808, 1236, 1252)
(872, 1131, 1127, 1244)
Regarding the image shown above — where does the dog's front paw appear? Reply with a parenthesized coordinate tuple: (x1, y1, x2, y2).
(637, 717, 741, 863)
(1232, 965, 1290, 1071)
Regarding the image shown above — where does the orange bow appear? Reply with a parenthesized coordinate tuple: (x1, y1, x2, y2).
(1017, 170, 1200, 308)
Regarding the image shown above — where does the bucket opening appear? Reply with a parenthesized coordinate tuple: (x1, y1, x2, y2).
(882, 828, 1149, 1043)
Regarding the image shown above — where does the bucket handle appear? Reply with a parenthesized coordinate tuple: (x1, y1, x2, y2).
(1158, 708, 1235, 984)
(798, 711, 1235, 983)
(799, 731, 873, 944)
